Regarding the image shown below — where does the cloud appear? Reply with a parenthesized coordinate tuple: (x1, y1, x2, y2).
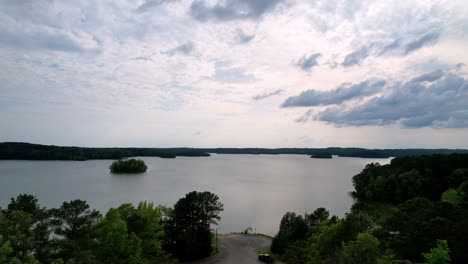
(281, 79, 386, 107)
(410, 69, 444, 83)
(295, 109, 314, 123)
(341, 46, 369, 67)
(129, 55, 153, 61)
(213, 63, 256, 83)
(163, 42, 194, 56)
(190, 0, 283, 21)
(314, 72, 468, 128)
(235, 29, 255, 44)
(252, 89, 283, 100)
(379, 32, 441, 56)
(379, 39, 401, 56)
(455, 63, 465, 71)
(135, 0, 175, 12)
(0, 17, 98, 52)
(404, 31, 440, 55)
(296, 53, 321, 71)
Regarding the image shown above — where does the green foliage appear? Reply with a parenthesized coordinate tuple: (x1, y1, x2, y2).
(340, 233, 380, 264)
(441, 189, 460, 204)
(0, 235, 13, 263)
(116, 202, 166, 261)
(93, 209, 145, 264)
(352, 154, 468, 203)
(1, 192, 223, 263)
(52, 200, 101, 262)
(0, 195, 48, 263)
(168, 191, 223, 261)
(0, 192, 229, 263)
(423, 240, 450, 264)
(271, 212, 308, 254)
(274, 155, 468, 264)
(458, 180, 468, 207)
(375, 194, 467, 263)
(109, 159, 148, 173)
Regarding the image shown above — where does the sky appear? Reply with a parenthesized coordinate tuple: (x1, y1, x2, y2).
(1, 0, 468, 148)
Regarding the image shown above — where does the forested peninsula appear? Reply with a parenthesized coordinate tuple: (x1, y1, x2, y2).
(2, 142, 468, 160)
(271, 153, 468, 264)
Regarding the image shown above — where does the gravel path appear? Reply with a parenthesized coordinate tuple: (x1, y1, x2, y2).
(190, 234, 276, 264)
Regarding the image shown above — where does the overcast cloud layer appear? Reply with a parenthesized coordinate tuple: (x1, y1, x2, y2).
(1, 0, 468, 148)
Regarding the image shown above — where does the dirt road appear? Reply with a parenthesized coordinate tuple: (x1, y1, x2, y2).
(190, 234, 276, 264)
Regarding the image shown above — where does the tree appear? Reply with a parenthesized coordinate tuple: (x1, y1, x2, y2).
(93, 209, 144, 264)
(52, 200, 101, 263)
(423, 240, 450, 264)
(169, 191, 223, 261)
(458, 180, 468, 207)
(271, 212, 308, 254)
(6, 194, 42, 218)
(117, 202, 166, 262)
(441, 189, 460, 205)
(0, 235, 13, 263)
(306, 207, 330, 228)
(0, 195, 49, 263)
(340, 233, 380, 264)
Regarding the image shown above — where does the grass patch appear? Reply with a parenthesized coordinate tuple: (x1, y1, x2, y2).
(258, 249, 272, 255)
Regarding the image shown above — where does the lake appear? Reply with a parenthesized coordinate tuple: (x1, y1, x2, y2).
(0, 154, 391, 236)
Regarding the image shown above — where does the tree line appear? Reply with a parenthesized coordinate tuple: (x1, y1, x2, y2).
(0, 142, 210, 161)
(2, 142, 468, 161)
(271, 153, 468, 264)
(0, 191, 223, 263)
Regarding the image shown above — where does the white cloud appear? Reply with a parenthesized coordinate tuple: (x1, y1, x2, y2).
(0, 0, 468, 148)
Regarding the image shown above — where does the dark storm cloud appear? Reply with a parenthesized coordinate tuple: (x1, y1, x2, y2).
(281, 79, 386, 107)
(163, 42, 194, 56)
(404, 31, 440, 55)
(296, 53, 321, 71)
(252, 89, 283, 100)
(190, 0, 283, 22)
(341, 46, 369, 67)
(314, 72, 468, 128)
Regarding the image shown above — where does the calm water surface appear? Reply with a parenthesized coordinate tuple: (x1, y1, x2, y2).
(0, 154, 390, 235)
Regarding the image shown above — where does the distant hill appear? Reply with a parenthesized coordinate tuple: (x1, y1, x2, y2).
(0, 142, 467, 160)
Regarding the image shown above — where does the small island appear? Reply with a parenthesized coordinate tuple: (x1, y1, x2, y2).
(310, 153, 333, 159)
(109, 159, 148, 173)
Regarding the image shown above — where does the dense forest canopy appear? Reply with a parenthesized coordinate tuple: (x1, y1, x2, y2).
(2, 142, 468, 160)
(352, 154, 468, 203)
(272, 153, 468, 264)
(0, 192, 223, 263)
